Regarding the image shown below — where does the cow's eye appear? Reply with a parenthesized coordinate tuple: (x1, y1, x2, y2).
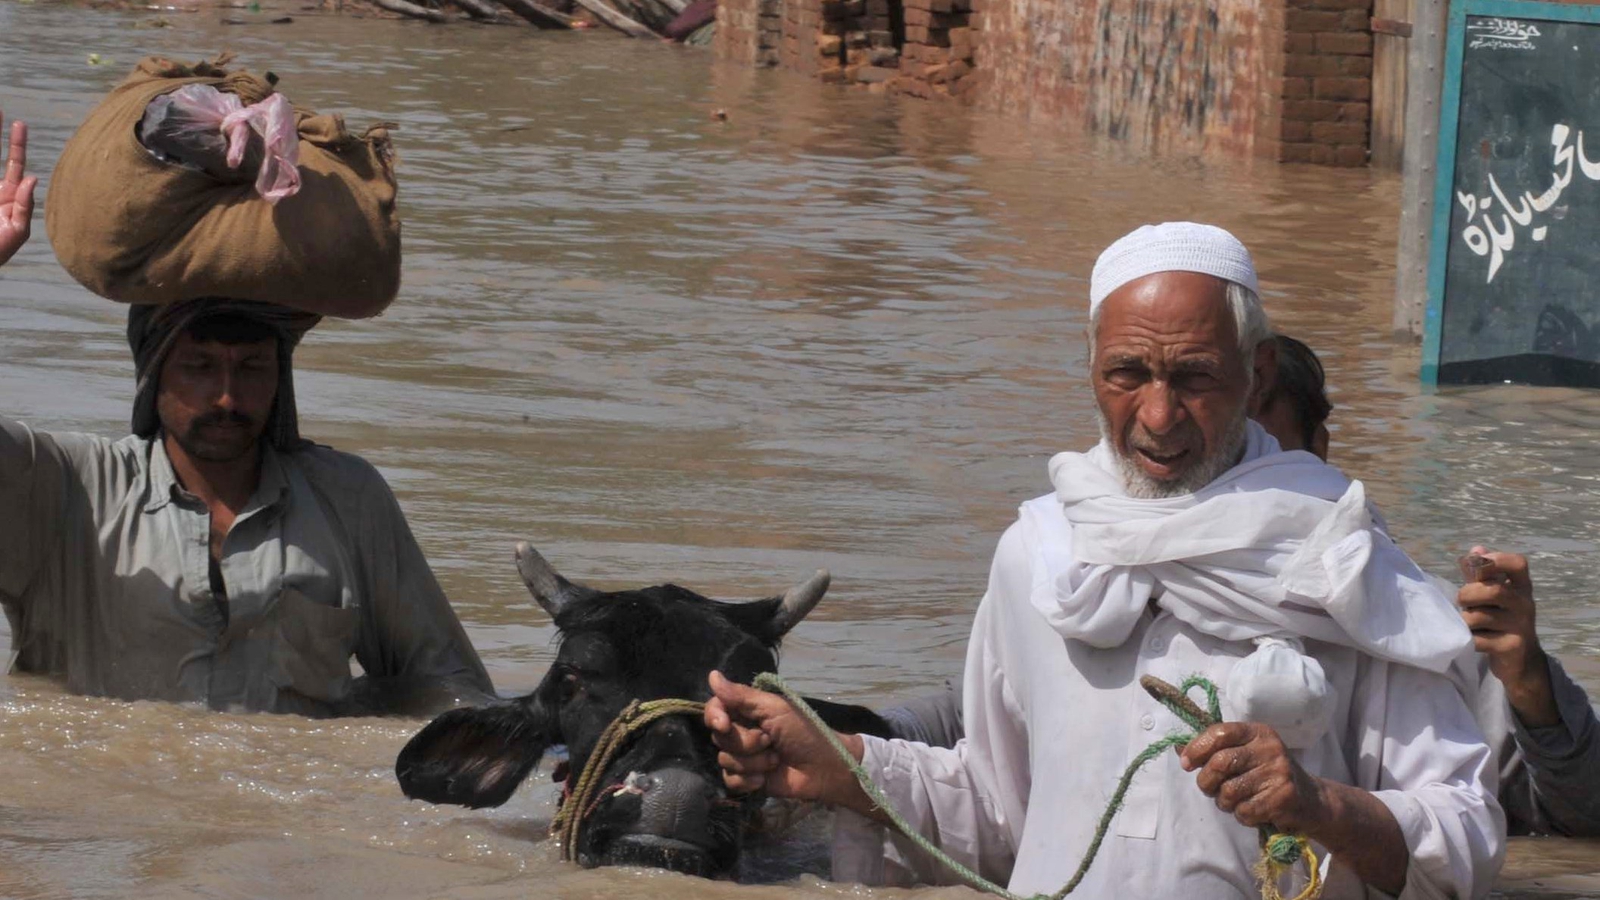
(555, 670, 581, 702)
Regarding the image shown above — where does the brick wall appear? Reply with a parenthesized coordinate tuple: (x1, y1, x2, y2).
(892, 0, 980, 102)
(1280, 0, 1373, 166)
(717, 0, 1377, 166)
(715, 0, 781, 66)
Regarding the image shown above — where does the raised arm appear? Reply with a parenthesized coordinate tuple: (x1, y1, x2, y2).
(0, 419, 70, 608)
(0, 109, 38, 266)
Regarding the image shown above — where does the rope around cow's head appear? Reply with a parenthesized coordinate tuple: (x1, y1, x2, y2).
(548, 697, 708, 863)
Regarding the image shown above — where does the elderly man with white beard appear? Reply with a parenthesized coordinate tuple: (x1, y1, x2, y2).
(704, 223, 1503, 899)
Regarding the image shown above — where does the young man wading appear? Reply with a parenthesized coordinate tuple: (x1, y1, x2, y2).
(706, 224, 1505, 898)
(0, 103, 492, 717)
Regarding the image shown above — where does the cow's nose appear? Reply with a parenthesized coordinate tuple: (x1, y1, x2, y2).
(622, 771, 657, 794)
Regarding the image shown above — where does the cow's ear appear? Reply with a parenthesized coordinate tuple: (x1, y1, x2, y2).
(395, 700, 552, 809)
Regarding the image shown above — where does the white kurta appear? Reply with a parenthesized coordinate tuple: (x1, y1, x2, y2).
(833, 504, 1506, 899)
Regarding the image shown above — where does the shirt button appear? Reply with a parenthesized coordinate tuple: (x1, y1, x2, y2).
(1140, 714, 1155, 731)
(1149, 637, 1166, 653)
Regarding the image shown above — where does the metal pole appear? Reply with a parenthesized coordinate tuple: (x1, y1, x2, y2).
(1393, 0, 1449, 339)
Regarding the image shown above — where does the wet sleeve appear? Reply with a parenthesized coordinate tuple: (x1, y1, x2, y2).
(349, 466, 496, 715)
(1352, 660, 1505, 900)
(0, 418, 70, 606)
(1506, 655, 1600, 837)
(830, 524, 1028, 887)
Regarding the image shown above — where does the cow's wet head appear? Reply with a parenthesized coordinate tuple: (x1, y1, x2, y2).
(395, 544, 879, 877)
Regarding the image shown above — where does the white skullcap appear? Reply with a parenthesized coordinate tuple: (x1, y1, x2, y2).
(1089, 222, 1258, 311)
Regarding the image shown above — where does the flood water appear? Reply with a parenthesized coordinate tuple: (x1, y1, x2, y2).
(1, 4, 1598, 898)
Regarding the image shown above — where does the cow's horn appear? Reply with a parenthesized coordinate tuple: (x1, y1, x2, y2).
(514, 542, 585, 619)
(770, 568, 830, 636)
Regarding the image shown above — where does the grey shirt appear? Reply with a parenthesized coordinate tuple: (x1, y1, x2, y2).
(1475, 654, 1600, 837)
(0, 417, 494, 717)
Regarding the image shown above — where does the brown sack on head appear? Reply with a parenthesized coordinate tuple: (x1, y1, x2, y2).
(45, 55, 401, 319)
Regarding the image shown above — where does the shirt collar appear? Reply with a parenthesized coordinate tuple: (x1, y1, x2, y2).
(144, 435, 292, 517)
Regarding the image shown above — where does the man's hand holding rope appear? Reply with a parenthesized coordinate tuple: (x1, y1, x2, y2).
(703, 670, 881, 819)
(1182, 722, 1409, 896)
(0, 109, 37, 267)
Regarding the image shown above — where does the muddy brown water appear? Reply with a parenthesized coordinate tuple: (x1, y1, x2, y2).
(1, 5, 1598, 897)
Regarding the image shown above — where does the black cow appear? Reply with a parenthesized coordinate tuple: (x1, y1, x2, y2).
(395, 543, 889, 877)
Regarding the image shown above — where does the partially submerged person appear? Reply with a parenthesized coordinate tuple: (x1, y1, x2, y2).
(0, 112, 493, 717)
(1249, 333, 1600, 837)
(1253, 332, 1330, 460)
(707, 223, 1503, 897)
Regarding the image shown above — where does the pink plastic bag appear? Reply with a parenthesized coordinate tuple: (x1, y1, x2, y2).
(142, 84, 301, 204)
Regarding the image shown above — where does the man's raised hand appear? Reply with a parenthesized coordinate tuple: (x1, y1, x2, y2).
(0, 110, 38, 267)
(1458, 547, 1559, 727)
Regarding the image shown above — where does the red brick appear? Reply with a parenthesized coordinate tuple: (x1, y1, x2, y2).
(946, 59, 971, 79)
(1282, 99, 1343, 121)
(816, 33, 842, 54)
(1286, 9, 1340, 31)
(1284, 32, 1315, 54)
(868, 29, 894, 46)
(1282, 120, 1312, 142)
(1285, 54, 1345, 77)
(949, 25, 974, 52)
(1282, 77, 1312, 99)
(905, 6, 931, 25)
(1334, 54, 1372, 76)
(1316, 31, 1372, 55)
(1302, 0, 1369, 9)
(925, 63, 950, 83)
(1312, 120, 1368, 143)
(1283, 99, 1367, 121)
(905, 25, 952, 44)
(1313, 76, 1370, 100)
(1318, 76, 1369, 99)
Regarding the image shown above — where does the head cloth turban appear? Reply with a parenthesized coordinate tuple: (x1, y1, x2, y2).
(1089, 222, 1258, 312)
(127, 298, 321, 450)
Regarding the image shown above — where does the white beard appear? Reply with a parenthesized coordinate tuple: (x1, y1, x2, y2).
(1096, 405, 1250, 499)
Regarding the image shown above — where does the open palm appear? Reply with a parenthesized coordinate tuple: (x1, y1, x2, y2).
(0, 110, 38, 266)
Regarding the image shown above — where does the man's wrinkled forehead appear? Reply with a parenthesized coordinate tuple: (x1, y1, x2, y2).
(1092, 271, 1238, 356)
